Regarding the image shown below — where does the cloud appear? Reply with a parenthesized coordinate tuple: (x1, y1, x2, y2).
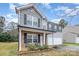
(67, 9, 79, 17)
(42, 3, 51, 9)
(50, 18, 61, 24)
(10, 18, 18, 23)
(9, 3, 16, 11)
(55, 6, 69, 11)
(65, 9, 73, 14)
(5, 3, 18, 23)
(54, 6, 71, 17)
(54, 6, 79, 17)
(76, 6, 79, 8)
(5, 13, 17, 23)
(18, 3, 29, 5)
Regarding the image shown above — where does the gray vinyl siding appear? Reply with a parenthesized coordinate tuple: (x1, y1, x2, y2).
(63, 26, 79, 43)
(47, 22, 61, 32)
(18, 6, 61, 31)
(63, 32, 76, 43)
(19, 8, 43, 28)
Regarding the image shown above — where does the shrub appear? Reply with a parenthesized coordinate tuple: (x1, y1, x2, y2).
(36, 45, 44, 50)
(38, 46, 44, 50)
(28, 43, 37, 51)
(43, 45, 48, 49)
(0, 32, 18, 42)
(28, 44, 49, 51)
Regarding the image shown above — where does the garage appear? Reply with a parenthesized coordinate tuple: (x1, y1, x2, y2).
(47, 32, 63, 46)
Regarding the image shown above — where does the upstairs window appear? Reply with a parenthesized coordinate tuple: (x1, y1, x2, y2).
(27, 15, 32, 26)
(59, 26, 62, 31)
(42, 20, 47, 29)
(24, 14, 38, 27)
(49, 24, 52, 30)
(33, 16, 38, 27)
(54, 25, 57, 30)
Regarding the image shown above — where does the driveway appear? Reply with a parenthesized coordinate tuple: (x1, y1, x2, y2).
(57, 46, 79, 51)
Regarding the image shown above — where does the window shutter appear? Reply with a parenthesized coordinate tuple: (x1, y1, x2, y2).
(38, 18, 40, 27)
(24, 14, 27, 25)
(38, 34, 40, 43)
(24, 33, 27, 43)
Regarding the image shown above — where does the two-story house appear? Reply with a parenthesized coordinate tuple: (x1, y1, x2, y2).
(16, 4, 62, 51)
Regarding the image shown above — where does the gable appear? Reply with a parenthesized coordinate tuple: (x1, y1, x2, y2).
(20, 6, 42, 19)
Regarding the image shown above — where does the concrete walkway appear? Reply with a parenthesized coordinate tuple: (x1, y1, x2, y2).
(58, 46, 79, 51)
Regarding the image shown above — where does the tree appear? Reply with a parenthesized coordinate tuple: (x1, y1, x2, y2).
(59, 19, 68, 29)
(0, 16, 5, 32)
(7, 21, 17, 30)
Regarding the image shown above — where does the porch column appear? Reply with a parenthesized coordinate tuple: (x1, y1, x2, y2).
(43, 32, 46, 45)
(18, 10, 20, 25)
(45, 34, 48, 45)
(19, 29, 21, 51)
(40, 35, 43, 46)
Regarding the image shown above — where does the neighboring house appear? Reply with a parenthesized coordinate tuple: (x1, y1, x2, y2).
(0, 16, 5, 32)
(63, 26, 79, 43)
(16, 4, 62, 51)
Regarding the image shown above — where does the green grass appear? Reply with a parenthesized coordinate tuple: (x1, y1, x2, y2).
(0, 42, 18, 56)
(64, 43, 79, 46)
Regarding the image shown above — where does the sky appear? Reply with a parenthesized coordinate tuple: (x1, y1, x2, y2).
(0, 3, 79, 26)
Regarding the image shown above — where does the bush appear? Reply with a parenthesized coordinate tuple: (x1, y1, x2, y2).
(0, 32, 18, 42)
(43, 45, 48, 49)
(28, 43, 37, 51)
(28, 44, 49, 51)
(36, 45, 44, 50)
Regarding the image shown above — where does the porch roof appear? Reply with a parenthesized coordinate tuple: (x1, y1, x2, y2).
(18, 25, 56, 34)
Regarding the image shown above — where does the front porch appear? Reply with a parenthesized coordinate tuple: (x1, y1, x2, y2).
(18, 26, 53, 51)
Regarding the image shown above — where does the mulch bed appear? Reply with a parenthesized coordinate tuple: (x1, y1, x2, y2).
(17, 48, 79, 56)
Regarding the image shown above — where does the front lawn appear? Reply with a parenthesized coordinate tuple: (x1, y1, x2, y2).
(1, 42, 79, 56)
(0, 42, 18, 56)
(64, 43, 79, 46)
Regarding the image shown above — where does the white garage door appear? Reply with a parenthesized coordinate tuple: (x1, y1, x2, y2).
(53, 38, 63, 45)
(47, 33, 63, 45)
(47, 34, 53, 45)
(76, 37, 79, 43)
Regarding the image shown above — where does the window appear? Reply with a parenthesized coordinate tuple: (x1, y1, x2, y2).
(33, 34, 38, 43)
(59, 26, 61, 30)
(33, 17, 38, 27)
(54, 25, 57, 30)
(42, 20, 47, 29)
(26, 15, 38, 27)
(27, 34, 32, 43)
(27, 15, 32, 26)
(26, 34, 39, 44)
(49, 24, 52, 30)
(24, 14, 27, 25)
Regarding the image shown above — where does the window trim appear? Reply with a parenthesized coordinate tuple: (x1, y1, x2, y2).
(26, 34, 38, 44)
